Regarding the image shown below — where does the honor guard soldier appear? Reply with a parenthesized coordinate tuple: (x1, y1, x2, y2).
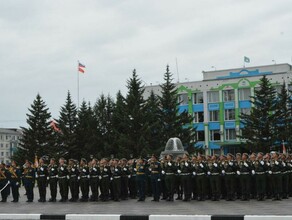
(99, 158, 111, 202)
(48, 158, 58, 202)
(209, 155, 221, 201)
(136, 158, 146, 201)
(175, 156, 183, 200)
(195, 155, 208, 201)
(128, 159, 137, 199)
(271, 152, 283, 200)
(0, 162, 10, 202)
(89, 158, 100, 201)
(149, 154, 161, 202)
(120, 158, 130, 200)
(23, 161, 35, 202)
(280, 154, 289, 199)
(68, 159, 79, 202)
(238, 153, 251, 201)
(111, 158, 122, 201)
(79, 158, 90, 202)
(162, 154, 177, 201)
(178, 153, 192, 201)
(255, 152, 267, 200)
(223, 153, 236, 201)
(36, 157, 48, 202)
(58, 157, 69, 202)
(9, 161, 21, 202)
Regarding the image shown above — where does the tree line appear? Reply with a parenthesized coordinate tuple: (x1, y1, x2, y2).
(13, 66, 196, 163)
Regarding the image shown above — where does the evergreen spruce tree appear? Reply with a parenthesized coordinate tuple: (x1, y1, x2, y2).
(57, 91, 78, 158)
(13, 94, 55, 163)
(240, 75, 276, 153)
(159, 65, 196, 153)
(144, 90, 164, 155)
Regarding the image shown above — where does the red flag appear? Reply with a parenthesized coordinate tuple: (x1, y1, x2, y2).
(78, 62, 85, 73)
(50, 120, 60, 132)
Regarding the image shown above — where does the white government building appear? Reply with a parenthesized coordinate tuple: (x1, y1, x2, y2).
(0, 128, 22, 164)
(144, 63, 292, 155)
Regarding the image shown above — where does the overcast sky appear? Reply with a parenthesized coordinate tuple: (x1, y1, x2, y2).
(1, 0, 292, 128)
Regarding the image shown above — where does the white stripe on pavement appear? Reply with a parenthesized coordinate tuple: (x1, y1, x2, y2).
(150, 215, 211, 220)
(66, 214, 121, 220)
(0, 214, 41, 220)
(245, 216, 292, 220)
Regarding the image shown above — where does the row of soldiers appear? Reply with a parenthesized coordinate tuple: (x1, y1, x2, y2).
(0, 151, 291, 203)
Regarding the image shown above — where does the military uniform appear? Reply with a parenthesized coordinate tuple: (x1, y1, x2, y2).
(271, 158, 283, 200)
(9, 165, 21, 202)
(163, 160, 177, 201)
(79, 163, 90, 202)
(58, 163, 69, 202)
(23, 165, 35, 202)
(111, 165, 122, 201)
(68, 162, 79, 202)
(121, 164, 130, 200)
(136, 161, 146, 201)
(179, 160, 192, 201)
(0, 165, 10, 202)
(48, 163, 58, 202)
(89, 164, 100, 201)
(128, 163, 137, 199)
(254, 159, 267, 200)
(195, 160, 208, 201)
(238, 159, 251, 200)
(209, 160, 221, 201)
(99, 164, 111, 201)
(149, 160, 161, 201)
(36, 164, 48, 202)
(223, 159, 236, 201)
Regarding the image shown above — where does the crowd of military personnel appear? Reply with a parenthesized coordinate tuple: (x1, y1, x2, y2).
(0, 151, 291, 203)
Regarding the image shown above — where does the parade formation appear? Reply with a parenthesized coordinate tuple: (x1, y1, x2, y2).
(0, 152, 291, 203)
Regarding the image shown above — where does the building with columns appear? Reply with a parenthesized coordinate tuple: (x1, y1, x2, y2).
(144, 63, 292, 155)
(0, 128, 22, 164)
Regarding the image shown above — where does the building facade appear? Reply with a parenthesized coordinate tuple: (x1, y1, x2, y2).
(0, 128, 22, 164)
(144, 63, 292, 155)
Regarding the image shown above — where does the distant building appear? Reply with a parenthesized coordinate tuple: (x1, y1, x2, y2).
(0, 128, 22, 164)
(144, 63, 292, 155)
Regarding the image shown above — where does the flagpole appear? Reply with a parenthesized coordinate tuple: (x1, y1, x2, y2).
(77, 61, 80, 109)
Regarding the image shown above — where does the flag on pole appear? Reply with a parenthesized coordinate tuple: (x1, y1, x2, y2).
(244, 56, 250, 63)
(78, 62, 86, 73)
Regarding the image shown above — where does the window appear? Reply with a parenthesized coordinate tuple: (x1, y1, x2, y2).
(6, 144, 9, 148)
(193, 92, 203, 104)
(6, 152, 9, 156)
(0, 144, 3, 148)
(240, 108, 251, 115)
(1, 152, 3, 156)
(196, 131, 205, 141)
(210, 130, 221, 141)
(209, 110, 219, 121)
(223, 90, 235, 102)
(178, 94, 189, 105)
(207, 91, 219, 103)
(193, 112, 204, 123)
(225, 129, 236, 140)
(224, 109, 235, 120)
(238, 88, 251, 100)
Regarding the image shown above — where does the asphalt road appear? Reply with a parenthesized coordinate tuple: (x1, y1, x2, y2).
(1, 187, 292, 215)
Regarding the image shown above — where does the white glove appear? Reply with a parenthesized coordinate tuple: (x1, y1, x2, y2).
(35, 173, 39, 178)
(72, 168, 75, 172)
(161, 170, 165, 175)
(7, 180, 10, 184)
(115, 168, 118, 172)
(207, 171, 211, 175)
(51, 168, 55, 171)
(185, 162, 189, 167)
(213, 163, 217, 167)
(134, 168, 137, 171)
(158, 179, 161, 182)
(123, 168, 127, 171)
(222, 170, 225, 175)
(229, 162, 233, 166)
(200, 163, 204, 168)
(236, 171, 240, 175)
(99, 176, 102, 180)
(40, 167, 44, 171)
(67, 175, 70, 180)
(275, 161, 279, 165)
(16, 182, 19, 186)
(177, 170, 182, 174)
(78, 176, 80, 180)
(61, 167, 64, 171)
(47, 177, 49, 180)
(82, 169, 86, 172)
(267, 162, 270, 166)
(268, 170, 272, 174)
(260, 161, 264, 165)
(149, 168, 152, 171)
(244, 162, 248, 167)
(252, 170, 255, 175)
(104, 168, 108, 172)
(168, 162, 172, 166)
(87, 175, 90, 178)
(110, 177, 113, 181)
(128, 175, 131, 179)
(193, 172, 196, 176)
(93, 168, 97, 171)
(282, 162, 286, 167)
